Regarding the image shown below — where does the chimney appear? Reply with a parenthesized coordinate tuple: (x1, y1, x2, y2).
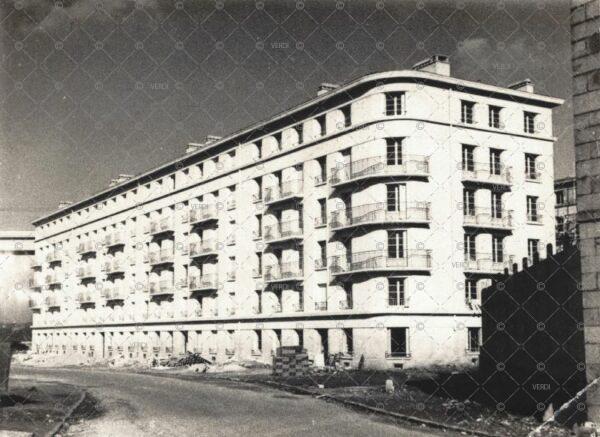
(508, 78, 534, 93)
(109, 174, 133, 187)
(58, 201, 72, 209)
(186, 144, 202, 154)
(412, 55, 450, 76)
(204, 135, 222, 144)
(185, 135, 222, 155)
(317, 83, 339, 96)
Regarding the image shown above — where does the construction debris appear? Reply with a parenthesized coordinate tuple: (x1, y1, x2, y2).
(273, 346, 310, 377)
(154, 352, 212, 368)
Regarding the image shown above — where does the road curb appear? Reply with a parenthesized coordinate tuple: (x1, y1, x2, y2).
(211, 375, 500, 437)
(49, 390, 86, 437)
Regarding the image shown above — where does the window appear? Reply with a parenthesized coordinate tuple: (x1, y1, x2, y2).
(492, 235, 504, 263)
(388, 278, 405, 306)
(255, 330, 262, 352)
(461, 100, 475, 124)
(556, 216, 565, 233)
(294, 124, 303, 144)
(256, 252, 263, 275)
(489, 149, 502, 175)
(388, 328, 408, 357)
(385, 92, 405, 116)
(465, 279, 478, 301)
(255, 215, 262, 238)
(525, 154, 538, 180)
(386, 138, 403, 166)
(489, 105, 502, 128)
(491, 193, 502, 219)
(528, 239, 539, 262)
(556, 190, 565, 206)
(255, 177, 262, 201)
(524, 111, 537, 133)
(387, 184, 405, 212)
(316, 156, 327, 185)
(463, 189, 475, 216)
(317, 198, 327, 226)
(464, 234, 476, 260)
(341, 105, 351, 127)
(274, 132, 282, 150)
(387, 231, 405, 258)
(527, 196, 539, 222)
(317, 115, 326, 136)
(317, 241, 327, 269)
(462, 145, 475, 171)
(467, 327, 481, 352)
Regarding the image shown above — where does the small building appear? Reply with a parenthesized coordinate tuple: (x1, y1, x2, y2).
(555, 177, 577, 251)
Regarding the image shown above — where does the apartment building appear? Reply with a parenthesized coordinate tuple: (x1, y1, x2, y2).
(555, 176, 578, 250)
(29, 56, 562, 369)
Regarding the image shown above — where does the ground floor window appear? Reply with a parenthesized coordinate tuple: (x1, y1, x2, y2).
(387, 327, 408, 357)
(467, 327, 481, 352)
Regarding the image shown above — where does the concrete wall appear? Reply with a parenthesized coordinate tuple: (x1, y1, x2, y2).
(0, 232, 34, 326)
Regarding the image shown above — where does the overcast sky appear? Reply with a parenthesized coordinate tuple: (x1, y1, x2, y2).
(0, 0, 574, 230)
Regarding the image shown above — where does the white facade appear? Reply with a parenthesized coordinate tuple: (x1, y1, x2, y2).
(29, 61, 562, 369)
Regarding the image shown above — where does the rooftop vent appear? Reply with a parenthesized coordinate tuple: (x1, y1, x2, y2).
(317, 83, 339, 96)
(186, 135, 223, 154)
(508, 78, 534, 93)
(109, 174, 134, 187)
(58, 201, 72, 209)
(412, 54, 450, 77)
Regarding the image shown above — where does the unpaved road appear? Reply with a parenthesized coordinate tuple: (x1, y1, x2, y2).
(12, 366, 453, 437)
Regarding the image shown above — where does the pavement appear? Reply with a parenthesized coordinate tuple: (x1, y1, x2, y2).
(11, 366, 456, 437)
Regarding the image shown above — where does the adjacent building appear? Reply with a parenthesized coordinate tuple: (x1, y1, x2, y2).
(0, 231, 34, 326)
(555, 176, 577, 250)
(29, 56, 562, 369)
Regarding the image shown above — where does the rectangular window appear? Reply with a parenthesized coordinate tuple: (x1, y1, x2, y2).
(387, 184, 405, 212)
(341, 105, 351, 127)
(385, 92, 405, 116)
(464, 234, 476, 260)
(318, 198, 327, 226)
(489, 105, 502, 128)
(256, 252, 263, 275)
(462, 145, 475, 171)
(492, 235, 504, 263)
(256, 330, 262, 351)
(318, 241, 327, 268)
(387, 230, 405, 258)
(388, 278, 405, 306)
(316, 156, 327, 185)
(389, 328, 408, 357)
(525, 154, 538, 180)
(527, 196, 539, 222)
(528, 239, 540, 262)
(295, 124, 303, 144)
(489, 148, 502, 175)
(386, 138, 403, 166)
(317, 115, 326, 136)
(467, 327, 481, 352)
(491, 193, 502, 219)
(463, 189, 475, 216)
(461, 100, 475, 124)
(556, 190, 565, 206)
(465, 279, 478, 301)
(274, 132, 282, 150)
(256, 215, 262, 238)
(524, 111, 537, 134)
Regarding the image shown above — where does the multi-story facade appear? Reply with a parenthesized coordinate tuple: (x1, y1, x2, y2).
(29, 56, 562, 369)
(555, 176, 577, 250)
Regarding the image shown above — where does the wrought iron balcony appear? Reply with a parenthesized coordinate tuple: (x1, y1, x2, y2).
(149, 217, 174, 235)
(264, 262, 303, 282)
(148, 280, 174, 297)
(463, 208, 513, 230)
(330, 250, 431, 276)
(77, 265, 96, 280)
(77, 240, 98, 255)
(189, 204, 218, 225)
(264, 219, 303, 244)
(104, 258, 126, 274)
(76, 291, 96, 304)
(45, 251, 62, 264)
(461, 162, 512, 186)
(189, 274, 218, 292)
(104, 231, 125, 248)
(330, 202, 430, 231)
(148, 250, 174, 266)
(44, 273, 62, 286)
(264, 179, 303, 206)
(189, 240, 218, 257)
(44, 296, 59, 308)
(329, 155, 429, 187)
(102, 287, 128, 301)
(463, 254, 512, 274)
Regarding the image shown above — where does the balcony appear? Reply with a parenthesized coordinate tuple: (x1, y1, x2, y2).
(264, 219, 303, 244)
(463, 208, 513, 230)
(330, 250, 431, 276)
(44, 273, 62, 286)
(45, 251, 62, 264)
(104, 231, 125, 248)
(148, 250, 174, 266)
(77, 240, 98, 255)
(103, 287, 127, 301)
(527, 213, 543, 225)
(29, 297, 42, 310)
(45, 296, 59, 308)
(330, 155, 429, 188)
(330, 202, 430, 231)
(148, 280, 174, 297)
(149, 217, 174, 236)
(188, 274, 218, 292)
(76, 292, 96, 304)
(314, 302, 327, 311)
(264, 179, 303, 206)
(77, 265, 96, 280)
(264, 262, 303, 283)
(189, 240, 218, 258)
(104, 258, 126, 274)
(189, 204, 218, 226)
(462, 162, 512, 187)
(463, 254, 512, 275)
(28, 277, 43, 290)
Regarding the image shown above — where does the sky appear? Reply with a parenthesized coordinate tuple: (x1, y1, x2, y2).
(0, 0, 574, 230)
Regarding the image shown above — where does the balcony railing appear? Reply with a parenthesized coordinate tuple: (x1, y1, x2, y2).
(102, 287, 127, 301)
(29, 277, 43, 289)
(44, 296, 59, 308)
(463, 208, 513, 229)
(189, 204, 218, 225)
(148, 280, 174, 296)
(189, 240, 218, 257)
(264, 262, 303, 282)
(104, 231, 125, 248)
(29, 297, 42, 309)
(148, 250, 174, 265)
(76, 292, 96, 304)
(149, 217, 174, 235)
(77, 265, 96, 280)
(461, 162, 512, 185)
(44, 273, 62, 285)
(330, 155, 429, 187)
(264, 179, 303, 205)
(45, 251, 62, 263)
(189, 274, 218, 291)
(463, 254, 512, 274)
(314, 302, 327, 311)
(330, 250, 431, 275)
(527, 213, 543, 224)
(330, 202, 430, 230)
(104, 258, 126, 274)
(77, 241, 98, 255)
(264, 219, 303, 243)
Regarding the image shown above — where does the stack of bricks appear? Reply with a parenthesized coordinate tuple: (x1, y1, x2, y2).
(272, 346, 310, 377)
